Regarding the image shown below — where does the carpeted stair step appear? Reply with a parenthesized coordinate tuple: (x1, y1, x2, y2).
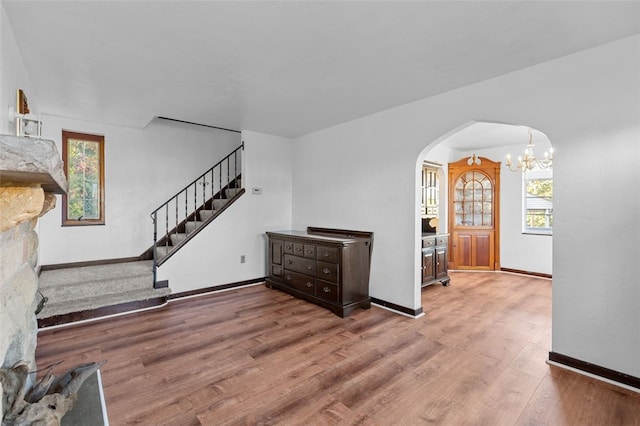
(38, 287, 170, 319)
(199, 209, 215, 221)
(212, 199, 228, 210)
(185, 220, 204, 233)
(40, 261, 154, 293)
(170, 232, 188, 245)
(155, 245, 171, 260)
(37, 261, 171, 320)
(225, 188, 242, 198)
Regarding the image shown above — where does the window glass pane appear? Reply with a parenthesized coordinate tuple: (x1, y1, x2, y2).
(67, 139, 101, 219)
(523, 168, 553, 234)
(454, 170, 492, 227)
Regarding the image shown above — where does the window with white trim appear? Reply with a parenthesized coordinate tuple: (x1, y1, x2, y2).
(523, 167, 552, 235)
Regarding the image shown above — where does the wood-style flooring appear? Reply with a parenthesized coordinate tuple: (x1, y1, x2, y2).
(36, 272, 640, 425)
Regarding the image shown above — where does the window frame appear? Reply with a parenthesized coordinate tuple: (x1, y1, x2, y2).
(61, 130, 105, 226)
(522, 168, 553, 236)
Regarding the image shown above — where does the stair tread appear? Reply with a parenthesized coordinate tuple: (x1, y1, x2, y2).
(37, 287, 170, 319)
(39, 261, 154, 288)
(41, 275, 155, 300)
(170, 233, 188, 244)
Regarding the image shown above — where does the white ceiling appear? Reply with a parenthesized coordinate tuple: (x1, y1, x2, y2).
(4, 1, 640, 142)
(439, 122, 550, 152)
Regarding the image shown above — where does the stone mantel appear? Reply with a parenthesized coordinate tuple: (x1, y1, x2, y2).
(0, 134, 68, 194)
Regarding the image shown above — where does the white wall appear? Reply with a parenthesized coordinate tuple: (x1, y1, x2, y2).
(37, 115, 241, 264)
(292, 35, 640, 378)
(0, 0, 38, 134)
(157, 130, 292, 293)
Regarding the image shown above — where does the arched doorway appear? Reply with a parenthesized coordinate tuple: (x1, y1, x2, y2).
(416, 121, 553, 289)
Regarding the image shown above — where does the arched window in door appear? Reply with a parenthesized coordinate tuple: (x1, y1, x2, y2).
(453, 171, 493, 227)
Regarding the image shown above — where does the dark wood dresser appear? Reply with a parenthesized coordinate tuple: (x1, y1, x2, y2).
(265, 227, 374, 317)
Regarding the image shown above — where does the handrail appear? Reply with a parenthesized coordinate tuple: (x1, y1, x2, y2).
(150, 143, 244, 281)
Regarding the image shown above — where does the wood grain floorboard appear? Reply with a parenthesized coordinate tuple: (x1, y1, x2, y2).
(36, 273, 640, 425)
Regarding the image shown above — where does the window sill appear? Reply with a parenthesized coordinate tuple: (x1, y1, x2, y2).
(522, 231, 552, 236)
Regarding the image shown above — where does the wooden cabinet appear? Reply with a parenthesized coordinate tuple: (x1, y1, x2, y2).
(266, 227, 373, 318)
(421, 234, 450, 287)
(447, 156, 501, 270)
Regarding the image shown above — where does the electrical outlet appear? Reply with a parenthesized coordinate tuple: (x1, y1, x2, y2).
(240, 255, 246, 263)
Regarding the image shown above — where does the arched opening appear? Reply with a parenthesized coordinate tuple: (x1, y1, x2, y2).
(415, 121, 553, 309)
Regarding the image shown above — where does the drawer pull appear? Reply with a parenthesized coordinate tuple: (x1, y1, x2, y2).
(287, 259, 293, 264)
(296, 248, 302, 252)
(323, 252, 330, 257)
(323, 286, 330, 293)
(307, 265, 313, 270)
(323, 268, 331, 274)
(286, 245, 292, 250)
(306, 282, 313, 288)
(286, 275, 291, 281)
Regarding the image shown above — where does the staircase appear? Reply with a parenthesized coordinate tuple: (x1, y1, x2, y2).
(37, 143, 245, 327)
(145, 144, 244, 273)
(151, 183, 243, 264)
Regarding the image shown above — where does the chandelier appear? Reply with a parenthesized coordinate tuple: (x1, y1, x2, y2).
(506, 128, 553, 172)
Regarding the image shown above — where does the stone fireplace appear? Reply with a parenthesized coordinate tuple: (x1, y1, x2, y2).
(0, 134, 67, 418)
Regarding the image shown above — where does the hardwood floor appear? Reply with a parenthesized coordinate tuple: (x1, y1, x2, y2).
(36, 272, 640, 425)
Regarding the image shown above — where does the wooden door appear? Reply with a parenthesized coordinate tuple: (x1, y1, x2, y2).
(448, 156, 500, 270)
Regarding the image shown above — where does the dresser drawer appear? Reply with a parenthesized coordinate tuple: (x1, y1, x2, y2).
(422, 237, 435, 248)
(283, 271, 315, 295)
(316, 281, 339, 303)
(436, 236, 448, 246)
(284, 254, 316, 275)
(303, 244, 316, 259)
(293, 243, 305, 256)
(283, 241, 294, 254)
(317, 260, 339, 283)
(317, 246, 339, 263)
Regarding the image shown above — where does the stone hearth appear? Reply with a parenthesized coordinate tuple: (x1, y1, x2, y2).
(0, 134, 67, 419)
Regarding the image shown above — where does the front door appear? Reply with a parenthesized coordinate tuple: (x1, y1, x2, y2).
(448, 156, 501, 270)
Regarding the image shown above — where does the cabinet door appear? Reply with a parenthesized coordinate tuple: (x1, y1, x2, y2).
(453, 231, 494, 270)
(422, 248, 435, 284)
(435, 246, 447, 279)
(269, 239, 283, 278)
(270, 240, 283, 265)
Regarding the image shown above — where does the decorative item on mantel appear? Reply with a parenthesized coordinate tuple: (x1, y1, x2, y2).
(506, 128, 554, 172)
(8, 89, 42, 138)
